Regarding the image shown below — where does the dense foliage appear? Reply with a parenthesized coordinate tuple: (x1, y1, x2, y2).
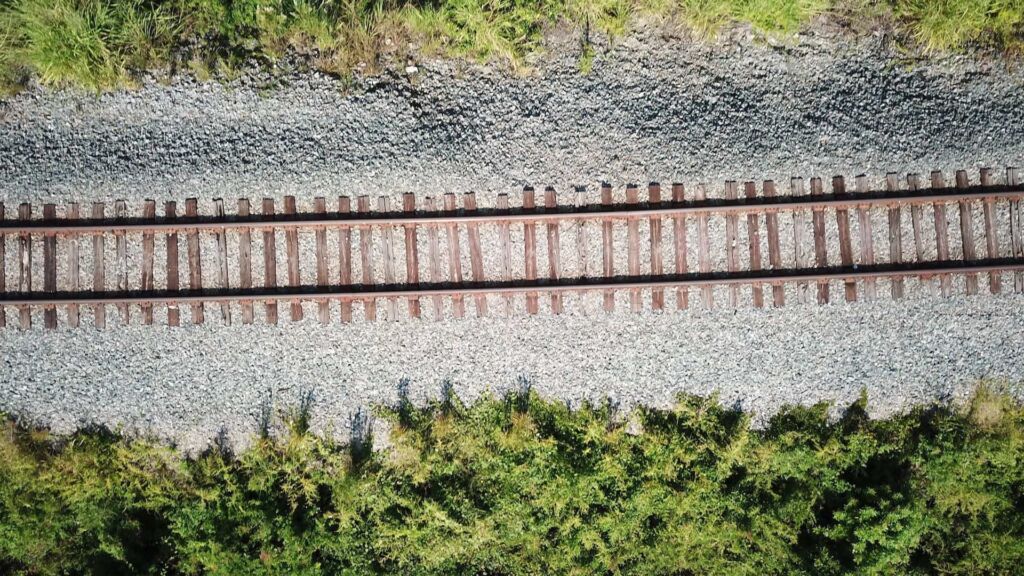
(0, 0, 1021, 92)
(2, 384, 1023, 575)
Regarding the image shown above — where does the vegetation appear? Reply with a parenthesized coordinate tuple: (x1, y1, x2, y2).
(0, 0, 1021, 92)
(895, 0, 1024, 53)
(2, 383, 1023, 574)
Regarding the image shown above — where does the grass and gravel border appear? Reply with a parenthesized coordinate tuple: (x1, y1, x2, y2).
(0, 0, 1021, 94)
(2, 382, 1023, 574)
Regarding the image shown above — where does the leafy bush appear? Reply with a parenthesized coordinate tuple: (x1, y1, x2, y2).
(1, 384, 1023, 574)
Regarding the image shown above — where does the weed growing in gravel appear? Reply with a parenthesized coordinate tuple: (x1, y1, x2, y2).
(2, 383, 1024, 574)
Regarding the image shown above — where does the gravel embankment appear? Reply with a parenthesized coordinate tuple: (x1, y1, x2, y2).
(1, 29, 1023, 449)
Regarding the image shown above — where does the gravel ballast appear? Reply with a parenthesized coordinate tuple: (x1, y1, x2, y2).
(2, 295, 1023, 452)
(1, 31, 1023, 204)
(1, 29, 1023, 448)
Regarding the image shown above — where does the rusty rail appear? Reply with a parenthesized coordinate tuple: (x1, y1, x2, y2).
(2, 182, 1024, 235)
(1, 260, 1020, 306)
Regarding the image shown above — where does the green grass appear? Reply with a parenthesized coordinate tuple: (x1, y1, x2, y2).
(0, 0, 181, 90)
(0, 0, 1021, 93)
(2, 383, 1023, 574)
(403, 0, 559, 69)
(896, 0, 1024, 52)
(669, 0, 828, 37)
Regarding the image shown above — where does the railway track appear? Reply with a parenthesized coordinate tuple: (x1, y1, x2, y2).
(1, 168, 1022, 330)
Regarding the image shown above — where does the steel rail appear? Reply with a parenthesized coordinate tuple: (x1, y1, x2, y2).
(2, 260, 1020, 306)
(2, 184, 1023, 234)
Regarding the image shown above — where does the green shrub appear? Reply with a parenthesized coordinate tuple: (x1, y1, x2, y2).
(0, 424, 182, 574)
(1, 384, 1023, 574)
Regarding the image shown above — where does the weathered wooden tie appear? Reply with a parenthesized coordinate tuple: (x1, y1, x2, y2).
(625, 185, 641, 312)
(42, 204, 57, 329)
(213, 199, 232, 325)
(185, 198, 204, 325)
(114, 200, 129, 324)
(906, 174, 933, 295)
(724, 181, 740, 308)
(165, 202, 180, 327)
(855, 175, 876, 301)
(671, 183, 689, 310)
(931, 172, 953, 297)
(832, 177, 856, 302)
(791, 178, 809, 304)
(283, 196, 302, 322)
(979, 169, 1000, 294)
(237, 199, 254, 324)
(403, 193, 422, 319)
(955, 171, 979, 295)
(357, 196, 375, 321)
(885, 174, 904, 299)
(67, 203, 81, 327)
(465, 192, 486, 317)
(544, 188, 562, 314)
(338, 196, 353, 323)
(315, 197, 331, 324)
(523, 188, 538, 315)
(810, 178, 830, 304)
(443, 193, 466, 318)
(745, 182, 764, 308)
(649, 183, 664, 311)
(261, 198, 279, 325)
(18, 203, 31, 329)
(763, 181, 784, 307)
(694, 184, 713, 308)
(496, 194, 513, 316)
(380, 196, 399, 321)
(601, 184, 615, 312)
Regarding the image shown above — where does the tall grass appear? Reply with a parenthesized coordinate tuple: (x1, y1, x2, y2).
(403, 0, 559, 68)
(671, 0, 828, 37)
(896, 0, 1024, 52)
(2, 385, 1024, 574)
(0, 0, 181, 90)
(0, 0, 1021, 93)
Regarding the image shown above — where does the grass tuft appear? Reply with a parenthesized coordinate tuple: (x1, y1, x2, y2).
(896, 0, 1024, 52)
(0, 0, 179, 91)
(403, 0, 558, 69)
(732, 0, 829, 35)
